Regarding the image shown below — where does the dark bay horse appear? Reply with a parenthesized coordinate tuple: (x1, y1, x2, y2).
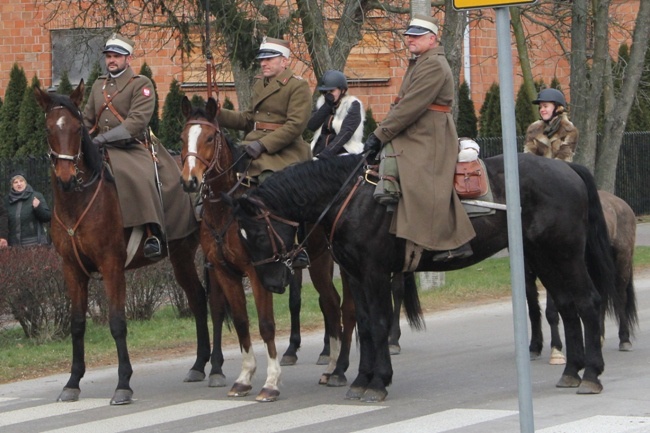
(178, 97, 354, 401)
(527, 190, 638, 362)
(35, 82, 210, 405)
(228, 153, 617, 402)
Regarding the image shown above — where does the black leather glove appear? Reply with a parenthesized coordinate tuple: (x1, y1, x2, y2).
(324, 92, 336, 106)
(316, 148, 336, 160)
(92, 135, 107, 146)
(245, 141, 267, 160)
(363, 133, 383, 154)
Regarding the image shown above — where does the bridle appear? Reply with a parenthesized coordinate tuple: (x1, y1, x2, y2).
(46, 105, 84, 178)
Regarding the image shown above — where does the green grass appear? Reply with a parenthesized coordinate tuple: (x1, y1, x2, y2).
(1, 246, 649, 384)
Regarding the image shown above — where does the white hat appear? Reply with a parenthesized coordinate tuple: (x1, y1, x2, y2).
(404, 14, 440, 36)
(256, 37, 291, 59)
(103, 33, 134, 56)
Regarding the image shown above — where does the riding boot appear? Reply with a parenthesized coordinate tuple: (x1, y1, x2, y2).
(432, 242, 473, 262)
(143, 224, 163, 259)
(291, 223, 310, 270)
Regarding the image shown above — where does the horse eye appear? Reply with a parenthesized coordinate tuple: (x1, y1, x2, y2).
(239, 228, 248, 240)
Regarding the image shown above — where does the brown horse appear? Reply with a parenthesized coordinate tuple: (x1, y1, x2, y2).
(178, 96, 354, 401)
(35, 82, 211, 405)
(528, 190, 638, 362)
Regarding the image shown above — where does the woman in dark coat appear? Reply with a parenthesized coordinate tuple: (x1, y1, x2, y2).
(4, 171, 51, 246)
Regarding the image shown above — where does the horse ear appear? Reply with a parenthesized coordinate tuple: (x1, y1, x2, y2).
(33, 84, 50, 111)
(70, 79, 85, 108)
(206, 97, 219, 121)
(181, 96, 192, 119)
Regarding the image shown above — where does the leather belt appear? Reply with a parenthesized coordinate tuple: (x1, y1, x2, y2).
(393, 97, 451, 113)
(254, 121, 283, 131)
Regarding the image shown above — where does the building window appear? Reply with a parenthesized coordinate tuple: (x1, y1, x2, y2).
(51, 28, 110, 89)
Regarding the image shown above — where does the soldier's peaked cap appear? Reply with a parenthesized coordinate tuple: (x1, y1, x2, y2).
(103, 33, 135, 56)
(404, 14, 439, 36)
(256, 37, 290, 59)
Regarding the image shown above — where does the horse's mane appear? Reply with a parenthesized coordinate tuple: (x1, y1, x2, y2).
(47, 92, 113, 182)
(252, 154, 365, 216)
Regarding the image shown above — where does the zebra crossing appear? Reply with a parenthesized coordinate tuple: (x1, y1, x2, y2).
(1, 397, 649, 433)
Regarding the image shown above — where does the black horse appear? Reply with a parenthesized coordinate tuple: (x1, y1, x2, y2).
(227, 153, 616, 402)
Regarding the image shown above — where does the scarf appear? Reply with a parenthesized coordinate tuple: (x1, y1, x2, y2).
(8, 184, 34, 204)
(543, 114, 563, 138)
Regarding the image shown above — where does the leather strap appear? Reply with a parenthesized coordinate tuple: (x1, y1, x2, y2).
(393, 97, 451, 113)
(89, 76, 137, 135)
(254, 121, 282, 131)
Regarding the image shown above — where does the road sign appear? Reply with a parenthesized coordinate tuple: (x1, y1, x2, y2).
(453, 0, 536, 10)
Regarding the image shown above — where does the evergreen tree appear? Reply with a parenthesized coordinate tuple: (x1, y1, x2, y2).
(478, 82, 501, 138)
(83, 61, 103, 109)
(0, 63, 28, 157)
(363, 107, 378, 142)
(456, 81, 478, 138)
(57, 70, 73, 95)
(515, 83, 536, 136)
(16, 76, 47, 157)
(159, 79, 185, 152)
(139, 62, 160, 135)
(190, 94, 206, 107)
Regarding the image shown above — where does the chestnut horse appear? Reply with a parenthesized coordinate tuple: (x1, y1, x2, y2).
(527, 190, 638, 362)
(35, 82, 212, 405)
(228, 153, 616, 401)
(178, 96, 354, 401)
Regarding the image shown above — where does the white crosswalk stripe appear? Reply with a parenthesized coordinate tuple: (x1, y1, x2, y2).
(351, 408, 518, 432)
(39, 400, 254, 433)
(537, 415, 650, 433)
(0, 399, 107, 428)
(195, 404, 383, 433)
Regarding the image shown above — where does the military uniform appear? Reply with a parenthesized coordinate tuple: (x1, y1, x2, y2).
(524, 113, 579, 162)
(83, 67, 196, 241)
(217, 67, 312, 177)
(373, 46, 475, 251)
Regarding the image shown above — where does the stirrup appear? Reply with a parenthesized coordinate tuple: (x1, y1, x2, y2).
(143, 236, 162, 259)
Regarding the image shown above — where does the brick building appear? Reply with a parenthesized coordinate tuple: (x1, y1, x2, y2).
(0, 1, 639, 121)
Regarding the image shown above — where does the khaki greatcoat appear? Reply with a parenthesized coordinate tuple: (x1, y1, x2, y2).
(373, 46, 475, 250)
(217, 68, 312, 176)
(83, 67, 196, 240)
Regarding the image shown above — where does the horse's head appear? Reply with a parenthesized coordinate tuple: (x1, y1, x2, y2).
(229, 194, 299, 293)
(35, 81, 87, 191)
(180, 96, 230, 192)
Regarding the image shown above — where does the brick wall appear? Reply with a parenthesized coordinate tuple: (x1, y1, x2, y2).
(0, 0, 640, 122)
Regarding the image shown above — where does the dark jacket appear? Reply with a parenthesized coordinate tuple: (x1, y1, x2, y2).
(0, 201, 8, 241)
(4, 185, 51, 246)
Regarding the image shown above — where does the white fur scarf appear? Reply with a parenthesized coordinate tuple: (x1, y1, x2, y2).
(310, 94, 365, 155)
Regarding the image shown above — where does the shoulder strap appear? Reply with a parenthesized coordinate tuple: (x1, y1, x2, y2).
(89, 76, 137, 135)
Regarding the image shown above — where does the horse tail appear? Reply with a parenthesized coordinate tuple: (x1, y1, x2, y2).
(402, 272, 425, 331)
(568, 163, 618, 318)
(623, 271, 638, 336)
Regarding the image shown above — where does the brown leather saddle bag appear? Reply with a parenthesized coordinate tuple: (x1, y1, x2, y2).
(454, 159, 488, 199)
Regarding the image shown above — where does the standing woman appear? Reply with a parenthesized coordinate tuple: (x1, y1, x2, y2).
(308, 70, 365, 159)
(524, 88, 578, 161)
(4, 171, 51, 247)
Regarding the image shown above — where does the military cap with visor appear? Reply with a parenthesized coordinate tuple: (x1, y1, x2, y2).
(103, 33, 135, 56)
(256, 37, 291, 59)
(404, 14, 440, 36)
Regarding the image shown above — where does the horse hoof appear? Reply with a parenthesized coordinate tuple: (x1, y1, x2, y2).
(208, 373, 227, 387)
(549, 348, 566, 365)
(316, 355, 329, 365)
(529, 351, 541, 361)
(577, 380, 603, 394)
(361, 389, 387, 403)
(327, 374, 348, 387)
(389, 344, 401, 355)
(556, 374, 581, 388)
(345, 386, 365, 400)
(256, 388, 280, 402)
(619, 341, 633, 352)
(319, 373, 331, 385)
(280, 355, 298, 366)
(57, 387, 80, 402)
(228, 382, 252, 397)
(184, 369, 206, 382)
(110, 389, 134, 405)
